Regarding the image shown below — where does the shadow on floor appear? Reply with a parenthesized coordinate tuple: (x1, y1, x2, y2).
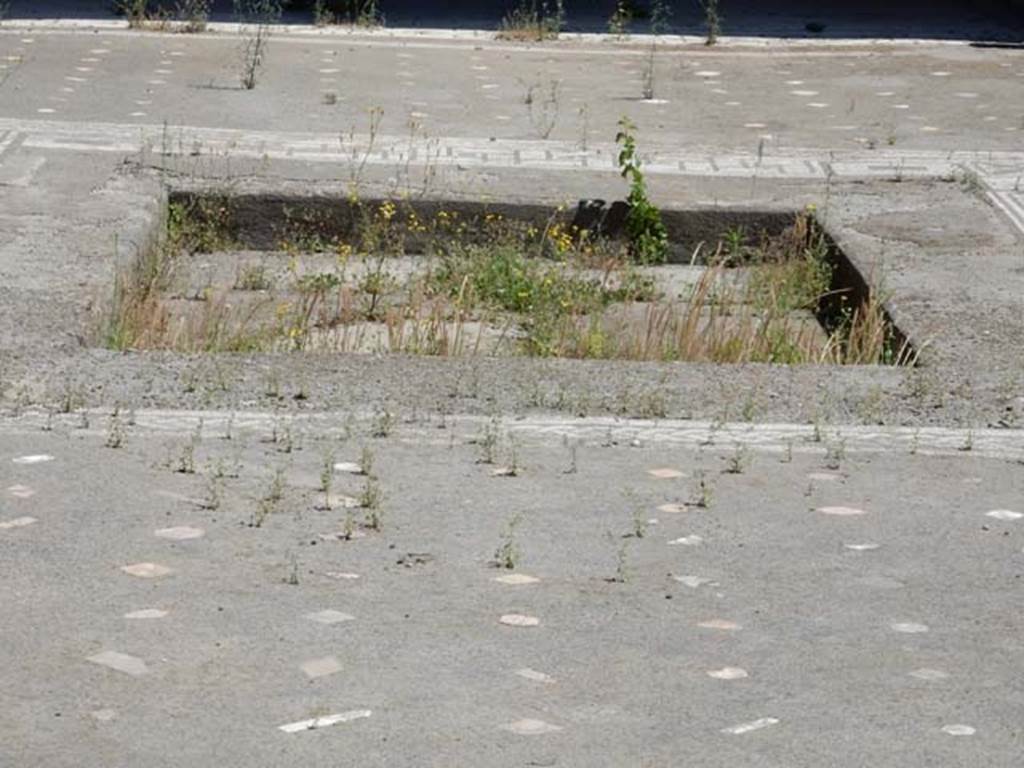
(3, 0, 1022, 42)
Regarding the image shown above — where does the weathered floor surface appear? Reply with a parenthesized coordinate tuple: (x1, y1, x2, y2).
(0, 16, 1022, 767)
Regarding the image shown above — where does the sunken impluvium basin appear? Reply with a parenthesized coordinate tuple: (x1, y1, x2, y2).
(101, 192, 914, 366)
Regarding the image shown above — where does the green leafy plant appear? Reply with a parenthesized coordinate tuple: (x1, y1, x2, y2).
(608, 0, 630, 35)
(494, 513, 523, 569)
(498, 0, 564, 41)
(176, 0, 211, 31)
(616, 118, 668, 264)
(701, 0, 721, 45)
(234, 0, 281, 90)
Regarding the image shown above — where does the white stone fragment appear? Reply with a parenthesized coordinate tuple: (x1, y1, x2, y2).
(333, 462, 363, 474)
(154, 526, 205, 540)
(844, 543, 879, 551)
(707, 667, 749, 680)
(672, 575, 713, 588)
(499, 614, 540, 627)
(305, 609, 355, 625)
(817, 506, 867, 516)
(324, 571, 361, 580)
(121, 563, 172, 578)
(891, 622, 929, 634)
(941, 724, 976, 736)
(722, 717, 779, 735)
(0, 516, 37, 530)
(909, 668, 949, 680)
(986, 509, 1022, 521)
(91, 709, 117, 721)
(502, 719, 563, 735)
(12, 454, 54, 465)
(300, 656, 343, 679)
(279, 710, 371, 733)
(493, 573, 540, 585)
(6, 484, 35, 498)
(124, 609, 168, 619)
(515, 668, 555, 684)
(86, 651, 149, 677)
(698, 619, 741, 631)
(668, 535, 704, 546)
(657, 503, 687, 514)
(324, 494, 360, 509)
(648, 468, 683, 479)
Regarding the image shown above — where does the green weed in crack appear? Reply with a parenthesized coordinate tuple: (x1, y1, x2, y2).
(198, 472, 223, 511)
(608, 0, 630, 36)
(824, 438, 845, 470)
(176, 0, 211, 31)
(175, 420, 203, 474)
(606, 531, 632, 583)
(494, 513, 523, 569)
(319, 448, 335, 509)
(234, 0, 280, 90)
(725, 444, 748, 474)
(371, 409, 394, 438)
(252, 467, 286, 527)
(359, 477, 383, 529)
(285, 552, 300, 585)
(701, 0, 721, 45)
(562, 437, 578, 474)
(692, 470, 713, 508)
(477, 416, 502, 465)
(105, 408, 127, 449)
(498, 0, 564, 41)
(641, 45, 656, 101)
(358, 444, 376, 477)
(616, 118, 668, 264)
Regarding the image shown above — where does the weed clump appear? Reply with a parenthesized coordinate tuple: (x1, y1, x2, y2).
(616, 118, 668, 264)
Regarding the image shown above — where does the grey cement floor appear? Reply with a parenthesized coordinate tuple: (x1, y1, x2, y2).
(0, 17, 1022, 766)
(2, 411, 1023, 766)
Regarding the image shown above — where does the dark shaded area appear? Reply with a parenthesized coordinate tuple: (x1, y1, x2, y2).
(3, 0, 1022, 41)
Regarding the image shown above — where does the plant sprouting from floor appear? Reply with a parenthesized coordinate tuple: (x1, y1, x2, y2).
(725, 443, 749, 474)
(616, 118, 668, 264)
(641, 45, 656, 101)
(252, 467, 285, 527)
(176, 0, 211, 31)
(608, 0, 630, 36)
(234, 0, 280, 90)
(285, 552, 300, 585)
(319, 448, 335, 508)
(105, 408, 126, 449)
(358, 444, 376, 477)
(371, 408, 395, 438)
(701, 0, 721, 45)
(824, 438, 845, 470)
(692, 470, 713, 508)
(199, 472, 223, 511)
(650, 0, 672, 34)
(175, 420, 203, 474)
(477, 416, 501, 465)
(498, 0, 564, 41)
(606, 531, 631, 583)
(494, 513, 523, 569)
(360, 476, 383, 528)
